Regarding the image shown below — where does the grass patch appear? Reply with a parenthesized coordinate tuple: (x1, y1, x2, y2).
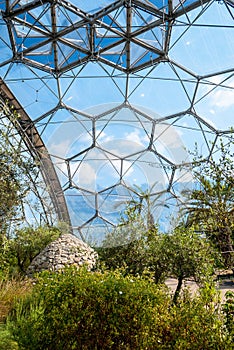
(0, 278, 32, 322)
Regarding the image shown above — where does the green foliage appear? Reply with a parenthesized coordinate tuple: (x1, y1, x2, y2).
(222, 291, 234, 340)
(0, 225, 61, 278)
(8, 268, 170, 350)
(99, 222, 216, 301)
(161, 226, 216, 303)
(0, 323, 18, 350)
(0, 110, 35, 233)
(7, 268, 232, 349)
(165, 285, 229, 350)
(98, 212, 154, 277)
(0, 235, 13, 280)
(8, 225, 61, 274)
(185, 140, 234, 268)
(98, 204, 169, 282)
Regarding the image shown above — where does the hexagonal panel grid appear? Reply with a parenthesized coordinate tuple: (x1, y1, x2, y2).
(0, 0, 233, 245)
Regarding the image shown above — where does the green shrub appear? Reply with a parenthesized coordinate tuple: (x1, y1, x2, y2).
(0, 323, 18, 350)
(222, 290, 234, 341)
(164, 285, 229, 350)
(7, 268, 232, 349)
(8, 225, 61, 274)
(8, 268, 170, 349)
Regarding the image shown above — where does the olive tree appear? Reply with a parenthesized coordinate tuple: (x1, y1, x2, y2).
(99, 204, 216, 302)
(0, 107, 35, 234)
(184, 140, 234, 269)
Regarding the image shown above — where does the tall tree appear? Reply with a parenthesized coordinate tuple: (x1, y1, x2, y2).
(0, 107, 34, 234)
(184, 140, 234, 269)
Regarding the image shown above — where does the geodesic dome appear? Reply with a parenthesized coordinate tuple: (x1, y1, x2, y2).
(0, 0, 233, 244)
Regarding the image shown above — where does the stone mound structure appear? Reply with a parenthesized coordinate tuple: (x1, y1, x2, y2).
(27, 234, 98, 275)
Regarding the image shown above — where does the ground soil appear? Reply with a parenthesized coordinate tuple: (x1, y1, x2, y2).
(165, 275, 234, 301)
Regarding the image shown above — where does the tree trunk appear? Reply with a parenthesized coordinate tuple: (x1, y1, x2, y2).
(218, 226, 234, 270)
(172, 275, 183, 305)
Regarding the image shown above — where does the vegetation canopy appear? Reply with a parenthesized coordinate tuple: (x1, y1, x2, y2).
(184, 140, 234, 269)
(0, 104, 37, 234)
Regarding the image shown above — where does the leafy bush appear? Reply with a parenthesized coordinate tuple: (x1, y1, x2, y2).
(165, 285, 228, 350)
(0, 235, 13, 280)
(8, 268, 170, 349)
(0, 323, 18, 350)
(8, 268, 232, 349)
(0, 225, 61, 278)
(222, 290, 234, 341)
(8, 225, 61, 274)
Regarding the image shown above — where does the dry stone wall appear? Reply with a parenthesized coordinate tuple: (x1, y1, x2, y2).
(27, 234, 98, 275)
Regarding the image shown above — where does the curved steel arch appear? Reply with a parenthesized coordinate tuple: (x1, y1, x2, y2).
(0, 78, 72, 228)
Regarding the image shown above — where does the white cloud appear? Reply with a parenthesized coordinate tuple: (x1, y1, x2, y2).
(155, 124, 187, 151)
(79, 132, 93, 143)
(74, 162, 96, 189)
(121, 160, 134, 178)
(212, 88, 234, 108)
(106, 139, 143, 157)
(96, 129, 114, 143)
(208, 76, 223, 85)
(125, 129, 145, 146)
(202, 77, 234, 109)
(48, 139, 71, 157)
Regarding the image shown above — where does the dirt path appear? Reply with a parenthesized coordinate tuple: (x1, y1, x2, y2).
(165, 278, 234, 301)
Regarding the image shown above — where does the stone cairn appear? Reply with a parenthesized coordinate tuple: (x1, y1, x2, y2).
(27, 234, 98, 276)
